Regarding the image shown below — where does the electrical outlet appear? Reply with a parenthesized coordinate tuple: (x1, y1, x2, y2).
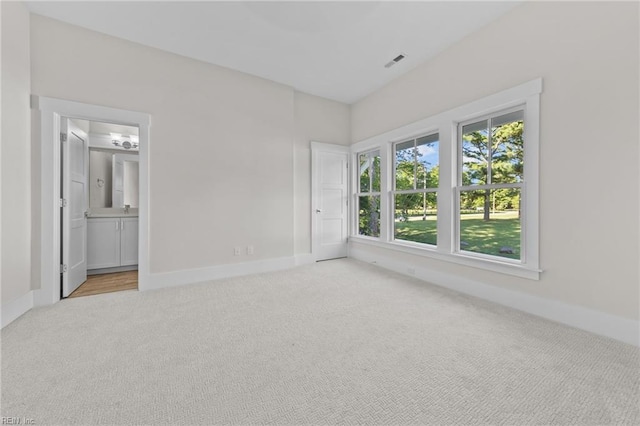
(234, 247, 241, 256)
(247, 245, 254, 255)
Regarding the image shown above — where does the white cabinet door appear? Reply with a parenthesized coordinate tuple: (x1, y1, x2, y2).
(87, 218, 121, 269)
(120, 218, 139, 266)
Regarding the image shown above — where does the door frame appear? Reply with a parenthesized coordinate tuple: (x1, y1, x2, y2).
(33, 96, 151, 306)
(310, 141, 349, 261)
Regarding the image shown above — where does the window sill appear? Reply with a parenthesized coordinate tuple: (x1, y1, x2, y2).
(348, 236, 541, 280)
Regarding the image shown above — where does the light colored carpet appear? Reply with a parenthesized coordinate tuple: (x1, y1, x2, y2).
(2, 259, 639, 425)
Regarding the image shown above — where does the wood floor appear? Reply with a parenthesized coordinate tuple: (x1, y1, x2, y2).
(69, 271, 138, 298)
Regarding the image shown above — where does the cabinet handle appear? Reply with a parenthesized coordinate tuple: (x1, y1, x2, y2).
(116, 221, 119, 231)
(121, 220, 124, 230)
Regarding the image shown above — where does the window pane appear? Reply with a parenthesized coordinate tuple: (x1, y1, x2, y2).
(395, 140, 415, 190)
(459, 188, 521, 259)
(491, 113, 524, 184)
(359, 153, 370, 192)
(416, 135, 439, 189)
(461, 120, 489, 185)
(394, 193, 437, 245)
(372, 153, 381, 192)
(358, 195, 380, 237)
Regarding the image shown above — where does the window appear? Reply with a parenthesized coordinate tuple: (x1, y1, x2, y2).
(356, 150, 381, 237)
(349, 79, 540, 279)
(458, 108, 524, 261)
(393, 133, 439, 246)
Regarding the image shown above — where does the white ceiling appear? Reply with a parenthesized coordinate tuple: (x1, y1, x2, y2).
(26, 1, 521, 104)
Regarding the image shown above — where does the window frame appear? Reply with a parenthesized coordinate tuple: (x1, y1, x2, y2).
(391, 132, 440, 247)
(455, 105, 525, 263)
(354, 149, 382, 239)
(349, 79, 541, 280)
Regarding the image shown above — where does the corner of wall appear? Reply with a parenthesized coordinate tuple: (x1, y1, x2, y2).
(1, 0, 33, 307)
(2, 291, 34, 328)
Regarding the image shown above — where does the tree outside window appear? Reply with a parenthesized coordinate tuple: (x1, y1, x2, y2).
(459, 109, 524, 260)
(357, 150, 381, 237)
(393, 134, 439, 246)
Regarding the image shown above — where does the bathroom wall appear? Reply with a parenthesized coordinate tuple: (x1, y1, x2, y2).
(89, 150, 113, 209)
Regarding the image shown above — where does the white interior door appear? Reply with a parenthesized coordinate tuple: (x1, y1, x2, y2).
(61, 118, 88, 297)
(312, 142, 349, 261)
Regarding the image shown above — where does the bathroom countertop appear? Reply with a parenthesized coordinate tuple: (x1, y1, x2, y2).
(88, 213, 139, 218)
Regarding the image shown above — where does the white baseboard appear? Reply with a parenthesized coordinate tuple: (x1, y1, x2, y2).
(145, 256, 297, 291)
(294, 253, 316, 266)
(349, 246, 640, 347)
(2, 291, 34, 328)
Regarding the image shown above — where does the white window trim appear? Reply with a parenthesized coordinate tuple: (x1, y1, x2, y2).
(354, 148, 383, 239)
(455, 105, 526, 263)
(391, 132, 439, 247)
(349, 78, 542, 280)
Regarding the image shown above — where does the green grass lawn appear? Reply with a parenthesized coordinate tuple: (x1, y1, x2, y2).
(394, 211, 521, 259)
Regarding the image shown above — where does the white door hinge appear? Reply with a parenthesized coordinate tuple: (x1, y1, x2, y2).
(60, 132, 67, 142)
(60, 264, 67, 274)
(60, 198, 67, 208)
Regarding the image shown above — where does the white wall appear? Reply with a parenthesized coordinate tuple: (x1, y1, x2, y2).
(293, 91, 350, 255)
(1, 1, 31, 304)
(89, 150, 113, 208)
(30, 14, 350, 277)
(19, 3, 638, 331)
(350, 2, 639, 321)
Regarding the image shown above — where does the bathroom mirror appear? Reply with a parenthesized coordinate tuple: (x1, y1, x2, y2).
(89, 149, 139, 209)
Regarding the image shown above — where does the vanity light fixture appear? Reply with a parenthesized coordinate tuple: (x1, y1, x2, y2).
(111, 133, 139, 150)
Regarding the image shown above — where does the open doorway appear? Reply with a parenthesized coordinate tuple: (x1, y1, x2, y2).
(61, 118, 141, 298)
(33, 96, 151, 307)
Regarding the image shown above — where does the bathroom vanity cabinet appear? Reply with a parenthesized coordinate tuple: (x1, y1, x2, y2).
(87, 216, 138, 270)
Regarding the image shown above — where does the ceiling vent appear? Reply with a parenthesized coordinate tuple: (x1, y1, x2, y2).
(384, 53, 406, 68)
